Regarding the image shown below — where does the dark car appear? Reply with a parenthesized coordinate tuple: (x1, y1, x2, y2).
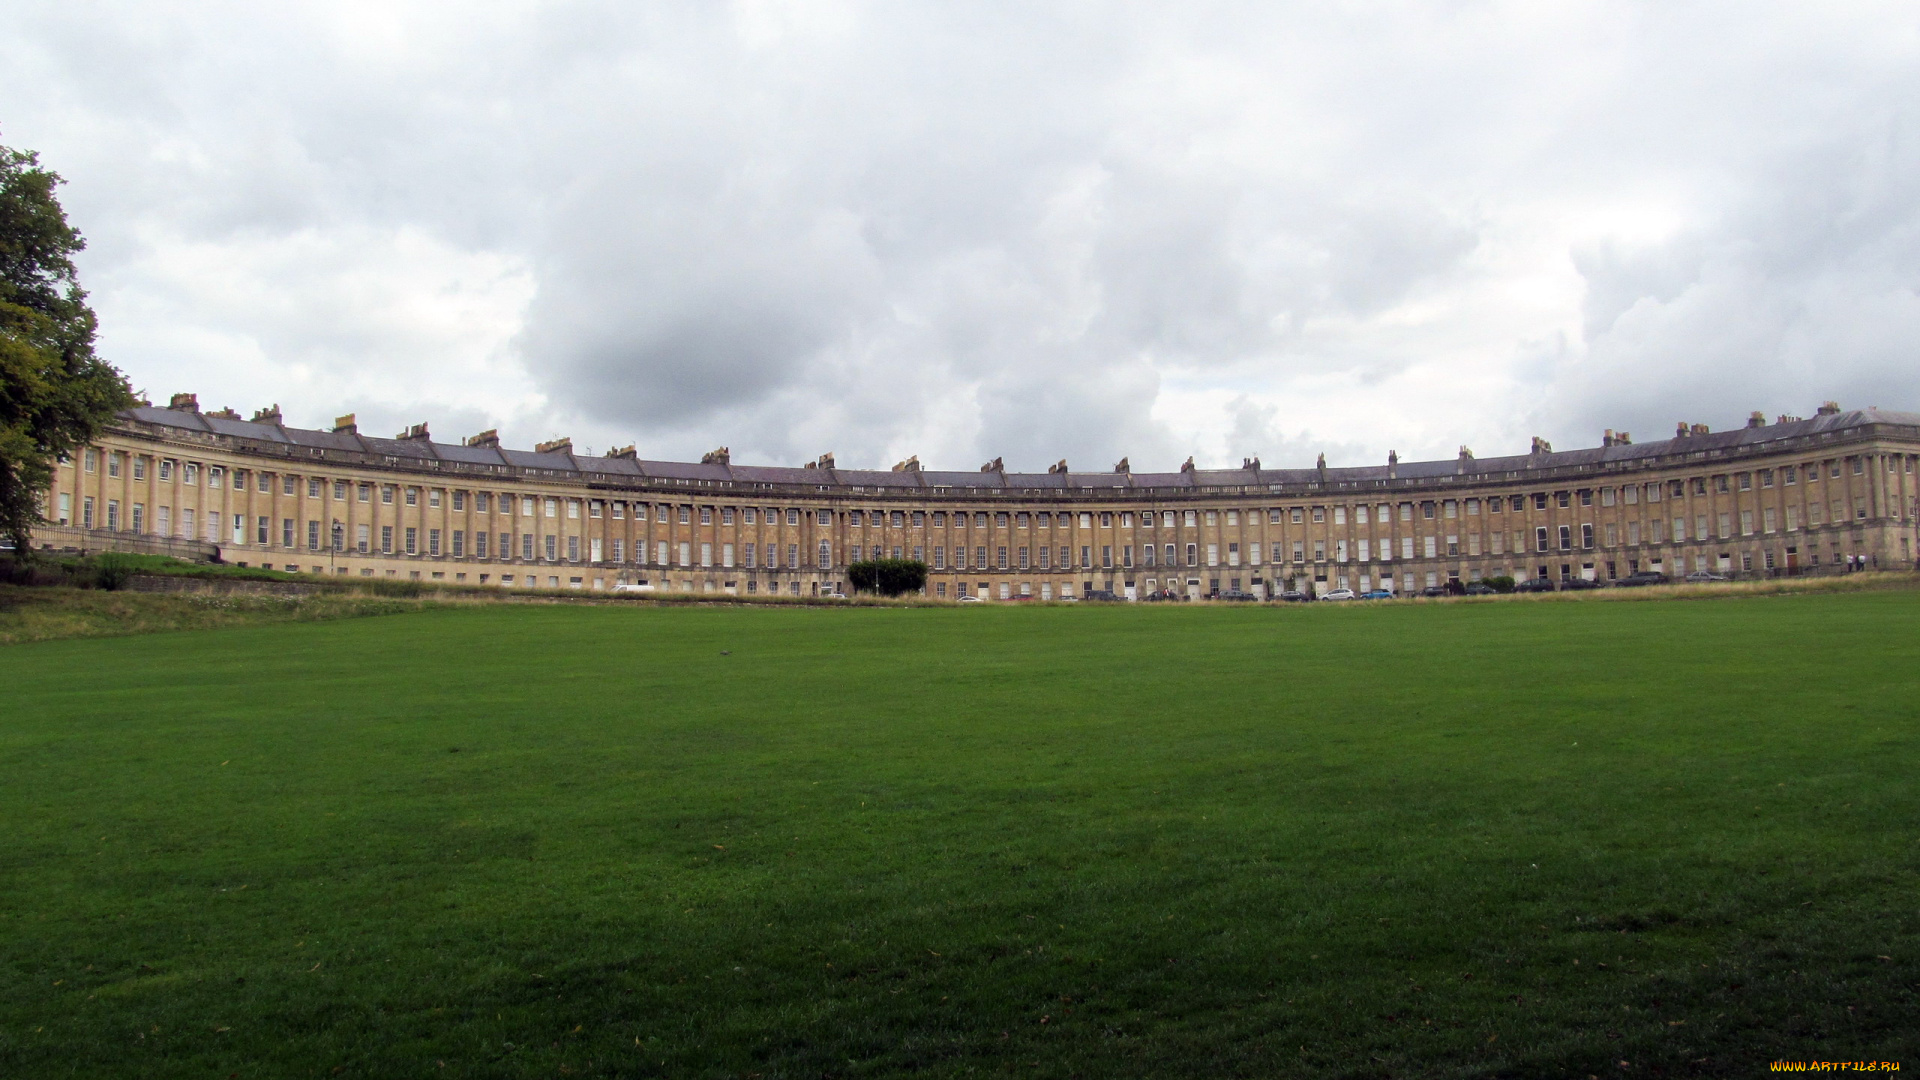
(1278, 590, 1310, 603)
(1614, 570, 1670, 588)
(1083, 590, 1123, 602)
(1513, 577, 1556, 593)
(1140, 590, 1177, 602)
(1217, 589, 1260, 602)
(1421, 585, 1450, 598)
(1463, 583, 1497, 595)
(1560, 577, 1605, 590)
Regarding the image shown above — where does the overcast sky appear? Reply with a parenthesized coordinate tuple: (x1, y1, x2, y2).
(5, 1, 1918, 470)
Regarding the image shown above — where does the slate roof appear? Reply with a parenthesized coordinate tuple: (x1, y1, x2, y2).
(110, 405, 1920, 495)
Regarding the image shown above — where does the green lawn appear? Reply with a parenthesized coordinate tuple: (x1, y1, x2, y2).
(1, 594, 1916, 1078)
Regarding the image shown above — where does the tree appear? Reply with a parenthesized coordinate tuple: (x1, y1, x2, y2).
(847, 558, 928, 597)
(0, 139, 131, 554)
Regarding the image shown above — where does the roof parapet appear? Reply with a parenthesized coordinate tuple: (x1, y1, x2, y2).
(332, 414, 358, 435)
(465, 429, 501, 448)
(534, 436, 572, 454)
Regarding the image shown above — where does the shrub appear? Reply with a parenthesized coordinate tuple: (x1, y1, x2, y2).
(1478, 575, 1516, 594)
(92, 553, 137, 591)
(847, 559, 928, 597)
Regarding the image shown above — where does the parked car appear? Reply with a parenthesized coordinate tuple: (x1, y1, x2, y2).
(1684, 570, 1730, 583)
(1560, 577, 1605, 591)
(611, 582, 653, 593)
(1421, 585, 1450, 597)
(1513, 577, 1557, 593)
(1278, 590, 1310, 603)
(1057, 594, 1080, 603)
(1614, 570, 1670, 588)
(956, 594, 984, 603)
(1141, 589, 1180, 602)
(1463, 583, 1497, 595)
(1320, 588, 1357, 601)
(1359, 589, 1395, 600)
(1084, 590, 1123, 602)
(1218, 589, 1260, 602)
(1004, 593, 1036, 601)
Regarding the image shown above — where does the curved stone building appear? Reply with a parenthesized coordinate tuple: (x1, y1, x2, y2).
(32, 395, 1920, 598)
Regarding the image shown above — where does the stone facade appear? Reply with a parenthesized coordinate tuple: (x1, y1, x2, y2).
(34, 397, 1920, 598)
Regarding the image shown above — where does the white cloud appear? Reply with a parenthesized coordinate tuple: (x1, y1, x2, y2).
(3, 0, 1917, 470)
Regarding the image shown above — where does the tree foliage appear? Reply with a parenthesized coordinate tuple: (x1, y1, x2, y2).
(0, 140, 132, 554)
(847, 558, 928, 597)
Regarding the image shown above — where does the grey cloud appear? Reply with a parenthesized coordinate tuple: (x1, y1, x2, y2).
(4, 2, 1920, 472)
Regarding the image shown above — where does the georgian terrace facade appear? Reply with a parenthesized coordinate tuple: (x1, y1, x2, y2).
(36, 396, 1920, 599)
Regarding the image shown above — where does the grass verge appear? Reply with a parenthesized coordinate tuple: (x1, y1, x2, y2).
(0, 586, 427, 645)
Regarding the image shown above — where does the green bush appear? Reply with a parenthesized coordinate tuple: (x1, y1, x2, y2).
(1477, 575, 1516, 594)
(92, 553, 137, 591)
(847, 558, 928, 597)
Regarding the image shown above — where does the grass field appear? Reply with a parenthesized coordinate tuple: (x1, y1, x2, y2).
(1, 592, 1917, 1077)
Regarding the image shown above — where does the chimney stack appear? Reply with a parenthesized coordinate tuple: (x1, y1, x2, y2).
(1816, 401, 1841, 416)
(169, 392, 200, 412)
(1747, 411, 1765, 428)
(332, 413, 358, 435)
(534, 436, 572, 454)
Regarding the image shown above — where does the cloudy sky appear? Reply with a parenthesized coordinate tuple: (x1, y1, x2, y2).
(5, 1, 1918, 471)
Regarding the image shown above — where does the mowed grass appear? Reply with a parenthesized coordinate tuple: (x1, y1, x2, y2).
(1, 594, 1917, 1078)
